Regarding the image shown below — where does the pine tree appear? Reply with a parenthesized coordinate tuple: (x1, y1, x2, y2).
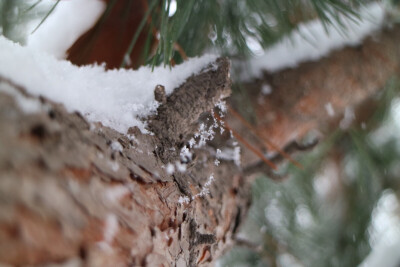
(1, 0, 400, 266)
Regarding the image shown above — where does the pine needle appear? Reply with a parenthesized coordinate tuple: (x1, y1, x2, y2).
(213, 112, 278, 170)
(31, 0, 60, 34)
(228, 105, 303, 169)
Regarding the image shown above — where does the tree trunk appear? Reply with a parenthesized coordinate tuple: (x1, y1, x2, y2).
(1, 25, 400, 267)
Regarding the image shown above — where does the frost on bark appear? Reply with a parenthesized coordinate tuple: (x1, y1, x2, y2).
(1, 24, 400, 267)
(0, 58, 250, 267)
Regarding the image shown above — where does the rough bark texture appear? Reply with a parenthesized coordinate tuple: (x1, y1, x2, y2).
(0, 58, 250, 267)
(1, 24, 400, 267)
(234, 24, 400, 175)
(148, 57, 231, 163)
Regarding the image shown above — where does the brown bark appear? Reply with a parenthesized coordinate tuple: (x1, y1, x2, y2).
(233, 24, 400, 175)
(1, 24, 400, 267)
(0, 58, 250, 266)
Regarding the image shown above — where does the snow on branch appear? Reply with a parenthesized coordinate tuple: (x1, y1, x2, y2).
(239, 2, 386, 81)
(0, 36, 217, 134)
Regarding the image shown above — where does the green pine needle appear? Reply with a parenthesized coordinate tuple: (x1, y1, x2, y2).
(31, 0, 60, 34)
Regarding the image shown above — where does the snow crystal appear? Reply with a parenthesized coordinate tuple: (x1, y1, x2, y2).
(27, 0, 105, 59)
(215, 99, 227, 114)
(0, 36, 217, 133)
(178, 196, 190, 204)
(194, 122, 217, 148)
(239, 3, 385, 81)
(180, 146, 192, 163)
(110, 141, 123, 152)
(204, 173, 215, 187)
(175, 161, 187, 172)
(193, 174, 215, 199)
(166, 163, 175, 174)
(233, 146, 241, 166)
(188, 138, 196, 148)
(216, 146, 241, 166)
(178, 174, 216, 205)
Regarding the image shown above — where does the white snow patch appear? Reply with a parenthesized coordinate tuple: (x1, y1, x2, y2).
(216, 99, 227, 114)
(239, 3, 385, 81)
(0, 36, 217, 133)
(180, 146, 192, 162)
(233, 146, 241, 166)
(360, 190, 400, 267)
(111, 141, 123, 152)
(188, 138, 196, 148)
(166, 163, 175, 174)
(27, 0, 105, 59)
(0, 82, 42, 113)
(178, 196, 190, 204)
(175, 161, 187, 172)
(168, 0, 177, 17)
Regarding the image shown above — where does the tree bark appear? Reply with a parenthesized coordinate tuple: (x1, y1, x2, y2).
(0, 24, 400, 267)
(0, 58, 249, 267)
(233, 24, 400, 176)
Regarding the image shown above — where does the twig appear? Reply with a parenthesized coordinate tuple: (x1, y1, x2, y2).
(213, 113, 277, 170)
(228, 106, 303, 169)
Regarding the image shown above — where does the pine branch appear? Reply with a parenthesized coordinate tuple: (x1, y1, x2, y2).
(127, 0, 370, 66)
